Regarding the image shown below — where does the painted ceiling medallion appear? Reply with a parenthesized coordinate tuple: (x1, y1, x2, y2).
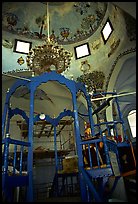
(80, 60, 91, 74)
(17, 56, 25, 65)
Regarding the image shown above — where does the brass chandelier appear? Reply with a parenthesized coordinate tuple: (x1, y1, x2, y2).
(26, 3, 72, 75)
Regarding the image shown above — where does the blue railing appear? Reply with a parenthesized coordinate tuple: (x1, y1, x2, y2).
(94, 120, 124, 143)
(2, 137, 30, 176)
(80, 134, 110, 170)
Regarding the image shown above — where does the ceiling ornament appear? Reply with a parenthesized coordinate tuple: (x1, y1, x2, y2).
(2, 12, 18, 30)
(74, 2, 90, 15)
(60, 27, 70, 41)
(77, 71, 105, 94)
(108, 39, 120, 57)
(2, 39, 13, 49)
(80, 60, 91, 74)
(17, 56, 25, 66)
(26, 3, 72, 75)
(91, 39, 101, 50)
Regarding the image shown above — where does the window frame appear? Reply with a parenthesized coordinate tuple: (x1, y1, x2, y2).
(74, 42, 91, 60)
(127, 109, 136, 138)
(101, 18, 114, 44)
(13, 39, 32, 55)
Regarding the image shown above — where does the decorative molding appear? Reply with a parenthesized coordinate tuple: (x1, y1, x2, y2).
(2, 68, 30, 74)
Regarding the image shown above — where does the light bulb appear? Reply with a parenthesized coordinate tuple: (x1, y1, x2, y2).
(39, 113, 45, 120)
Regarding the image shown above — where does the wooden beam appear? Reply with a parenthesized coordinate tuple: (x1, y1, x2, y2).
(38, 122, 47, 138)
(47, 125, 53, 137)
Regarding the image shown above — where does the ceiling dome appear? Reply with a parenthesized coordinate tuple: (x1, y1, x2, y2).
(2, 2, 107, 45)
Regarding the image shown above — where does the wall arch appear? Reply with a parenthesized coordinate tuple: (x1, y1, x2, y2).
(106, 52, 136, 121)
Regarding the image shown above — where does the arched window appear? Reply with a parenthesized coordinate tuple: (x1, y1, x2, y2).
(127, 110, 136, 138)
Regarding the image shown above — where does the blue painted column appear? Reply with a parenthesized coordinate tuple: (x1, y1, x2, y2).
(5, 107, 12, 135)
(53, 123, 59, 198)
(13, 144, 17, 174)
(26, 82, 35, 202)
(54, 125, 58, 172)
(80, 167, 102, 202)
(71, 87, 87, 202)
(102, 133, 110, 166)
(2, 89, 10, 138)
(2, 135, 10, 200)
(3, 136, 10, 175)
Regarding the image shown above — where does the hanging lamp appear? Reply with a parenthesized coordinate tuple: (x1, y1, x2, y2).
(26, 2, 72, 75)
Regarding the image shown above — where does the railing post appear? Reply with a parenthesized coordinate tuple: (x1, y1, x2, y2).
(102, 133, 110, 166)
(3, 134, 10, 174)
(114, 96, 128, 141)
(54, 125, 58, 172)
(13, 144, 17, 175)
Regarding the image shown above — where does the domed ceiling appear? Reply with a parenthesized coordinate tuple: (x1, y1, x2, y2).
(2, 2, 136, 78)
(2, 2, 107, 44)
